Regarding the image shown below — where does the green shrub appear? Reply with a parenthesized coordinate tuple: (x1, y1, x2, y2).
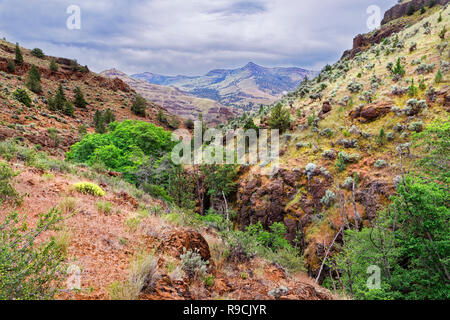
(63, 100, 74, 117)
(374, 159, 387, 168)
(48, 84, 66, 111)
(30, 48, 45, 58)
(74, 87, 87, 108)
(13, 88, 31, 107)
(0, 161, 20, 204)
(0, 208, 64, 299)
(320, 190, 336, 208)
(143, 183, 172, 202)
(26, 65, 42, 94)
(180, 248, 209, 280)
(72, 182, 105, 197)
(392, 58, 406, 77)
(246, 222, 290, 251)
(268, 103, 290, 132)
(435, 69, 443, 83)
(96, 201, 113, 215)
(66, 120, 174, 184)
(131, 95, 147, 117)
(334, 175, 449, 300)
(204, 275, 215, 287)
(49, 59, 58, 72)
(7, 60, 15, 73)
(439, 26, 447, 40)
(15, 43, 23, 65)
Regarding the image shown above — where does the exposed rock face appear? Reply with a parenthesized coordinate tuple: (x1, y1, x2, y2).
(342, 23, 407, 59)
(144, 275, 192, 299)
(235, 165, 395, 279)
(349, 103, 391, 122)
(319, 101, 332, 117)
(159, 229, 211, 261)
(237, 168, 332, 243)
(381, 0, 449, 25)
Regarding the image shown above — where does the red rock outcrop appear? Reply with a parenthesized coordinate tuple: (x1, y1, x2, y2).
(382, 0, 449, 25)
(158, 229, 211, 261)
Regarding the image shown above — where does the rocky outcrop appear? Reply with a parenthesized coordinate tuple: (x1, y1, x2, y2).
(237, 168, 333, 243)
(158, 229, 211, 261)
(381, 0, 449, 25)
(0, 57, 132, 93)
(342, 22, 407, 59)
(349, 103, 391, 123)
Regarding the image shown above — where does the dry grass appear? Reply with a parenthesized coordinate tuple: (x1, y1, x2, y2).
(108, 252, 158, 300)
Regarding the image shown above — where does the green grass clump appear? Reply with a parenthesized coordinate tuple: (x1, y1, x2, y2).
(96, 201, 113, 215)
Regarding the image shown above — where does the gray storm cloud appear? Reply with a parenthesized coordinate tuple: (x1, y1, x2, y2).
(0, 0, 396, 75)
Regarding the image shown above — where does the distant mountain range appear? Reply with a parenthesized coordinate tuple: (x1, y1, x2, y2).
(132, 62, 317, 111)
(101, 69, 239, 125)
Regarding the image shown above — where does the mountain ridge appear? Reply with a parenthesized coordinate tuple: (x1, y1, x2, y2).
(132, 62, 317, 111)
(101, 68, 240, 125)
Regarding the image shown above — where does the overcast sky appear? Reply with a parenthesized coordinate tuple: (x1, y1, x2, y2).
(0, 0, 396, 75)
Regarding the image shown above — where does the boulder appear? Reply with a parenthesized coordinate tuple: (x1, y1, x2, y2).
(159, 229, 211, 261)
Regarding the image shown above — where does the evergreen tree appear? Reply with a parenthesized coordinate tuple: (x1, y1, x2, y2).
(392, 57, 405, 77)
(103, 108, 115, 124)
(48, 84, 66, 111)
(30, 48, 44, 58)
(54, 84, 66, 110)
(63, 101, 74, 117)
(268, 102, 290, 132)
(94, 110, 106, 134)
(26, 65, 42, 94)
(439, 26, 447, 40)
(435, 69, 443, 83)
(157, 109, 167, 124)
(74, 87, 87, 108)
(407, 79, 417, 97)
(7, 60, 15, 73)
(14, 43, 23, 65)
(131, 95, 146, 117)
(49, 60, 58, 72)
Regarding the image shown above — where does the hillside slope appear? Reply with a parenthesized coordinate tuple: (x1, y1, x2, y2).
(133, 62, 317, 111)
(101, 69, 239, 126)
(0, 38, 332, 300)
(0, 40, 178, 155)
(230, 3, 449, 283)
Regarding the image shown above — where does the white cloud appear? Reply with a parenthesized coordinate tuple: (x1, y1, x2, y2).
(0, 0, 397, 75)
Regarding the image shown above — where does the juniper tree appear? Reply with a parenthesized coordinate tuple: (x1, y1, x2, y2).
(94, 110, 107, 134)
(63, 100, 74, 117)
(26, 65, 42, 94)
(30, 48, 44, 58)
(435, 69, 443, 83)
(268, 102, 290, 132)
(49, 59, 58, 72)
(7, 60, 15, 73)
(74, 87, 87, 108)
(131, 95, 146, 117)
(103, 108, 115, 124)
(48, 84, 66, 111)
(15, 43, 23, 65)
